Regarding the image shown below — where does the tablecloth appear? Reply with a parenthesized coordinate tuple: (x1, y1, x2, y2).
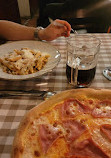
(0, 33, 111, 158)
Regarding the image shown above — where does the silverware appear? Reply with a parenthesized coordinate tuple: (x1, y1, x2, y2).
(103, 67, 111, 81)
(0, 90, 56, 100)
(48, 17, 77, 34)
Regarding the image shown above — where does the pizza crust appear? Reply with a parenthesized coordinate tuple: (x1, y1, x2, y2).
(11, 88, 111, 158)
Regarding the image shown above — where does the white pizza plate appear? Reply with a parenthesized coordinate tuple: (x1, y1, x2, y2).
(0, 40, 61, 80)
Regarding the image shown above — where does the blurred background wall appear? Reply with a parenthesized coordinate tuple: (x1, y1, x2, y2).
(17, 0, 31, 18)
(0, 0, 111, 33)
(0, 0, 38, 24)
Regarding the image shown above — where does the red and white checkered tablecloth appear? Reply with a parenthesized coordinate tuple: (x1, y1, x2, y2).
(0, 33, 111, 158)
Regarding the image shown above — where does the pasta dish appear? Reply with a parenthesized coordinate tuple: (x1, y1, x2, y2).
(0, 48, 50, 75)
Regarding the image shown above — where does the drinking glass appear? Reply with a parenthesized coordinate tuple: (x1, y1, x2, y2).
(66, 34, 100, 88)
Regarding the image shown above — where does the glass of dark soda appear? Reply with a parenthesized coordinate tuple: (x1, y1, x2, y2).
(66, 34, 100, 88)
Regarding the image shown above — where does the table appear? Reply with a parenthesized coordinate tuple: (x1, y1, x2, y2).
(0, 33, 111, 158)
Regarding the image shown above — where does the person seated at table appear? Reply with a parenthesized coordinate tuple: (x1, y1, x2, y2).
(0, 19, 71, 44)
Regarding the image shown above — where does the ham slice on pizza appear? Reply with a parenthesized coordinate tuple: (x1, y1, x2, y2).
(11, 88, 111, 158)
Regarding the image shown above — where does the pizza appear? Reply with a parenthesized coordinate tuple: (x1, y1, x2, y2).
(11, 88, 111, 158)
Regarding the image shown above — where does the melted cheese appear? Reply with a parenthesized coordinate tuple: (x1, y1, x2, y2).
(20, 98, 111, 158)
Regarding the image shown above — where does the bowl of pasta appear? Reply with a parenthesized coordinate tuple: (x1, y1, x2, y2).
(0, 40, 61, 80)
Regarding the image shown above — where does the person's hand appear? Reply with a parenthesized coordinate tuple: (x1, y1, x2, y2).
(38, 19, 71, 41)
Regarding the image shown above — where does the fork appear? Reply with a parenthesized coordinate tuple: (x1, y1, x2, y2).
(48, 17, 77, 34)
(0, 90, 56, 100)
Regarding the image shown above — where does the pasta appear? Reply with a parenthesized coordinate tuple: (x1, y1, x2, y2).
(0, 48, 50, 75)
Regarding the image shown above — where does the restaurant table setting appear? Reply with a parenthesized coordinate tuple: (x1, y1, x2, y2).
(0, 33, 111, 158)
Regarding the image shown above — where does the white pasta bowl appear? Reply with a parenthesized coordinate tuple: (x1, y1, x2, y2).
(0, 40, 61, 80)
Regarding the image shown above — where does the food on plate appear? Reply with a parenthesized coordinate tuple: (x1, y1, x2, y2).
(0, 48, 50, 75)
(11, 88, 111, 158)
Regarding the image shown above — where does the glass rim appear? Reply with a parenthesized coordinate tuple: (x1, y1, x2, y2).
(67, 34, 101, 49)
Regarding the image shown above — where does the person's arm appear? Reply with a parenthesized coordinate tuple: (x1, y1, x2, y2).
(0, 20, 36, 41)
(38, 19, 71, 41)
(0, 19, 71, 41)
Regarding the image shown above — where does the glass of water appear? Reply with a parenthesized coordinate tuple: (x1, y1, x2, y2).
(66, 34, 100, 88)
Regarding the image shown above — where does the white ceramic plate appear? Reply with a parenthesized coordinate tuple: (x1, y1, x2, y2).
(0, 40, 61, 80)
